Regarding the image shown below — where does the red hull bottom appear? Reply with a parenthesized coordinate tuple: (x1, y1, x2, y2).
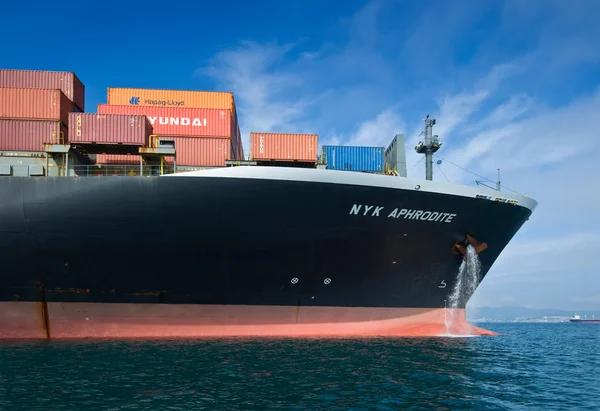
(0, 302, 497, 339)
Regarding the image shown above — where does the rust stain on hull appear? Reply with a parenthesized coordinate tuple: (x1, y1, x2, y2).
(39, 285, 51, 339)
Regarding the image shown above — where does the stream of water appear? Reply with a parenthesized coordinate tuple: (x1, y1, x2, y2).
(445, 244, 482, 335)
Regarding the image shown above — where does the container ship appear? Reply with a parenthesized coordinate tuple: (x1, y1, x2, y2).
(0, 69, 538, 339)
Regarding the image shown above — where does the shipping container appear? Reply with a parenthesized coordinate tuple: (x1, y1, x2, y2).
(69, 113, 152, 146)
(0, 88, 72, 125)
(0, 69, 85, 111)
(160, 136, 232, 167)
(107, 88, 234, 110)
(322, 145, 385, 172)
(0, 119, 66, 151)
(249, 132, 318, 162)
(97, 104, 234, 138)
(95, 154, 142, 165)
(234, 118, 243, 160)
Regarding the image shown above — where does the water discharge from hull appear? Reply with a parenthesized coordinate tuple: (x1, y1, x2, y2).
(443, 244, 489, 337)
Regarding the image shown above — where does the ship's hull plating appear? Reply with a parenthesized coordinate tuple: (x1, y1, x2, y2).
(2, 303, 493, 338)
(0, 167, 536, 339)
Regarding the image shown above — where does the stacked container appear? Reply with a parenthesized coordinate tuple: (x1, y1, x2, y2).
(97, 88, 244, 167)
(0, 69, 85, 111)
(0, 69, 84, 151)
(249, 132, 318, 163)
(321, 145, 385, 173)
(69, 113, 152, 146)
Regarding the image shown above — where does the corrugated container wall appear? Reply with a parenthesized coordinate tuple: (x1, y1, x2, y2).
(322, 145, 385, 172)
(95, 154, 141, 165)
(234, 120, 243, 159)
(0, 88, 72, 125)
(0, 119, 66, 151)
(250, 132, 318, 162)
(69, 113, 152, 146)
(231, 122, 242, 161)
(0, 69, 85, 111)
(97, 104, 233, 138)
(107, 88, 234, 110)
(161, 136, 232, 167)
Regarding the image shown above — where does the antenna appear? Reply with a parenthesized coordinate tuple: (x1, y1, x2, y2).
(414, 114, 441, 181)
(476, 168, 502, 191)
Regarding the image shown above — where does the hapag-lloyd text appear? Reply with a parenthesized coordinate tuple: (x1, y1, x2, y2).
(349, 204, 457, 223)
(145, 99, 184, 106)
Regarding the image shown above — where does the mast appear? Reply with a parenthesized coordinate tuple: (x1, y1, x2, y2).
(415, 114, 441, 181)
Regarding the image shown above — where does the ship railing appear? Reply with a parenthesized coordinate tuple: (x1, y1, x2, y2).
(69, 164, 177, 177)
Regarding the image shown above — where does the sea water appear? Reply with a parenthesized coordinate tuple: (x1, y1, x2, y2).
(1, 323, 598, 410)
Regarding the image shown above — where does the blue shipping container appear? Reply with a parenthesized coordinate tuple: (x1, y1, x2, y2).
(322, 145, 385, 172)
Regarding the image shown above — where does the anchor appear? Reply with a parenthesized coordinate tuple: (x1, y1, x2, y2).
(453, 233, 488, 261)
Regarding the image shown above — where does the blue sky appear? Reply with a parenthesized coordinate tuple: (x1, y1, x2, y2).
(2, 0, 600, 311)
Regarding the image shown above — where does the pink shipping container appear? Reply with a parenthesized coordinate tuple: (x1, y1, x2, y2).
(250, 132, 318, 162)
(0, 69, 85, 111)
(97, 104, 234, 138)
(95, 154, 142, 165)
(0, 119, 67, 151)
(0, 88, 72, 125)
(160, 136, 232, 167)
(69, 113, 152, 146)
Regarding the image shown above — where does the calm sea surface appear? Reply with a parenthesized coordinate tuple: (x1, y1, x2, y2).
(1, 323, 598, 410)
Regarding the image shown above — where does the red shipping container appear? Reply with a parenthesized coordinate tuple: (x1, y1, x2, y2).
(96, 154, 142, 165)
(160, 136, 232, 167)
(0, 119, 67, 151)
(69, 113, 152, 146)
(0, 88, 72, 125)
(250, 132, 318, 162)
(0, 69, 85, 111)
(97, 104, 233, 138)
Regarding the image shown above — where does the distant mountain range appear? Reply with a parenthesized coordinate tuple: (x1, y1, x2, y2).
(466, 306, 600, 321)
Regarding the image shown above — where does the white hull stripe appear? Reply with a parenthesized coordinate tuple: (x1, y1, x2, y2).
(164, 166, 538, 213)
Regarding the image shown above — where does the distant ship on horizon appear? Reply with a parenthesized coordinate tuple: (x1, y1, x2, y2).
(569, 314, 600, 324)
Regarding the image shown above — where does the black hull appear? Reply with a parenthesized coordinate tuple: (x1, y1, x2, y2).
(0, 168, 533, 311)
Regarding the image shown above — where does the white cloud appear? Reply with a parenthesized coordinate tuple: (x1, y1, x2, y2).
(200, 0, 600, 310)
(199, 41, 331, 157)
(324, 109, 406, 148)
(466, 94, 534, 133)
(434, 90, 489, 140)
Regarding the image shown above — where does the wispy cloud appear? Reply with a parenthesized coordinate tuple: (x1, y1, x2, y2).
(198, 41, 331, 149)
(199, 0, 600, 309)
(439, 87, 600, 185)
(200, 0, 408, 156)
(326, 109, 406, 147)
